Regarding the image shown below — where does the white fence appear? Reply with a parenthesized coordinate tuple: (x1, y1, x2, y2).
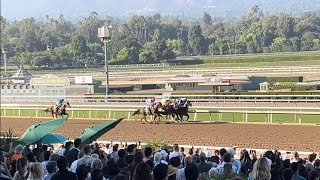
(2, 95, 320, 104)
(1, 105, 320, 124)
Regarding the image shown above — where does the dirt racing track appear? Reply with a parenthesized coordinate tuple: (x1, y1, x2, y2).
(1, 117, 320, 152)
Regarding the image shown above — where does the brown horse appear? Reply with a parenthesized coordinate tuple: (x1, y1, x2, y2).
(132, 106, 163, 124)
(44, 101, 71, 119)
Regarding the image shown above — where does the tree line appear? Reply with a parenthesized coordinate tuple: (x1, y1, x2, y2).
(0, 6, 320, 68)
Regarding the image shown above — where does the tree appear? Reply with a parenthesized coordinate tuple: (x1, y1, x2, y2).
(139, 49, 154, 63)
(149, 39, 175, 62)
(71, 35, 89, 56)
(271, 37, 287, 52)
(276, 13, 295, 38)
(188, 25, 206, 55)
(301, 32, 318, 51)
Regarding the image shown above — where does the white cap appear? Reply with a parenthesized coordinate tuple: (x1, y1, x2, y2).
(227, 148, 235, 156)
(160, 150, 168, 158)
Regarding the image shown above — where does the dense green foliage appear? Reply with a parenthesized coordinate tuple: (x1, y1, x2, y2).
(1, 6, 320, 68)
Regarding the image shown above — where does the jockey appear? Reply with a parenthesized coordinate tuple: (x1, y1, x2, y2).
(175, 97, 187, 107)
(56, 98, 64, 112)
(158, 97, 170, 112)
(145, 97, 155, 114)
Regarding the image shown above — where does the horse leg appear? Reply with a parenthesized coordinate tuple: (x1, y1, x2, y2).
(186, 114, 189, 121)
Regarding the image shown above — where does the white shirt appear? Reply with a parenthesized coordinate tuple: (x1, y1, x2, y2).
(70, 159, 79, 173)
(209, 162, 237, 177)
(176, 168, 186, 180)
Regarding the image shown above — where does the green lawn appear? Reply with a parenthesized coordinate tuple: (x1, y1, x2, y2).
(2, 52, 320, 74)
(2, 109, 319, 124)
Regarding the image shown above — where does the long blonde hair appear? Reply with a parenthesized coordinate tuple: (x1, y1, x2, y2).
(251, 158, 271, 180)
(28, 162, 44, 180)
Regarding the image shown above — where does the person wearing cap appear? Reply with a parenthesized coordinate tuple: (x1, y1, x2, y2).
(160, 150, 169, 165)
(197, 152, 212, 174)
(227, 148, 241, 173)
(11, 145, 24, 161)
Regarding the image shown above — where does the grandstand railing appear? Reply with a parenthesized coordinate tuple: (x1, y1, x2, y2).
(1, 105, 319, 124)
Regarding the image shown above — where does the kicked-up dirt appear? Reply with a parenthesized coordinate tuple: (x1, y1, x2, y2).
(1, 117, 320, 152)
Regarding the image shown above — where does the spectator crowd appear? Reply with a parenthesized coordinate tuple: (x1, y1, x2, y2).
(0, 139, 320, 180)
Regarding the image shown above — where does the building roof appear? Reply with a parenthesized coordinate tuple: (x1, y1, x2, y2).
(11, 66, 32, 79)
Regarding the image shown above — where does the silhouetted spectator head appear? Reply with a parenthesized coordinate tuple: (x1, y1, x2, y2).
(44, 151, 51, 161)
(220, 148, 227, 157)
(153, 163, 168, 180)
(74, 138, 81, 148)
(173, 144, 179, 152)
(134, 151, 144, 164)
(83, 144, 92, 155)
(26, 152, 36, 162)
(283, 159, 291, 169)
(214, 150, 220, 156)
(133, 162, 152, 180)
(309, 170, 320, 180)
(113, 144, 119, 152)
(282, 168, 293, 180)
(200, 152, 207, 162)
(91, 159, 103, 170)
(188, 148, 193, 155)
(46, 161, 57, 174)
(291, 162, 299, 173)
(76, 164, 91, 180)
(127, 144, 136, 154)
(91, 169, 104, 180)
(114, 174, 128, 180)
(56, 156, 68, 171)
(118, 149, 126, 159)
(298, 164, 308, 179)
(180, 147, 185, 153)
(144, 147, 152, 158)
(169, 157, 180, 168)
(223, 153, 232, 163)
(185, 163, 199, 180)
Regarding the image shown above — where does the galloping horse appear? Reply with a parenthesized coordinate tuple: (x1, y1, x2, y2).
(176, 100, 192, 121)
(132, 106, 163, 124)
(132, 102, 179, 124)
(44, 101, 71, 119)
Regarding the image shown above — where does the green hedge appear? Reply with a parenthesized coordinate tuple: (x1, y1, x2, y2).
(267, 76, 303, 83)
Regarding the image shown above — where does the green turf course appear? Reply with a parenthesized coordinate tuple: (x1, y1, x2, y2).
(2, 109, 319, 124)
(2, 52, 320, 74)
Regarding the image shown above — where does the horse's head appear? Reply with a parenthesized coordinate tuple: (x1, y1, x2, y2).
(186, 101, 192, 107)
(63, 101, 71, 108)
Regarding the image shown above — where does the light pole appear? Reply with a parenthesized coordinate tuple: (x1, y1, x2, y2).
(2, 48, 8, 85)
(98, 25, 112, 96)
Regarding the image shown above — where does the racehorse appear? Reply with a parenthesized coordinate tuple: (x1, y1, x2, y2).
(132, 106, 163, 124)
(176, 100, 192, 121)
(44, 101, 71, 119)
(156, 103, 180, 122)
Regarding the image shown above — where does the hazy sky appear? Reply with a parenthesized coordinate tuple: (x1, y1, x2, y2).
(2, 0, 319, 20)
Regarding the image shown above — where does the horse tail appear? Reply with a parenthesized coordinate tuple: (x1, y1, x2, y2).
(44, 108, 50, 113)
(132, 109, 140, 116)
